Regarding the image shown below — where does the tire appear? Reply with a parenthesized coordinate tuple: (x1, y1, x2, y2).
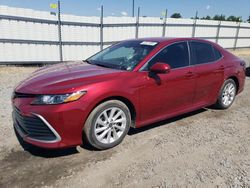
(83, 100, 131, 150)
(215, 79, 237, 109)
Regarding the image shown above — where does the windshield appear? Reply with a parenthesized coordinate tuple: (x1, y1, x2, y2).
(87, 40, 158, 71)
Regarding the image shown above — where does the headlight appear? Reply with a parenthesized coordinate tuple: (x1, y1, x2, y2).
(31, 91, 86, 105)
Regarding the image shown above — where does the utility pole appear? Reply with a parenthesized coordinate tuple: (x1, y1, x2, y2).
(57, 0, 63, 62)
(162, 9, 167, 37)
(132, 0, 135, 17)
(192, 11, 198, 38)
(135, 7, 140, 38)
(100, 5, 104, 50)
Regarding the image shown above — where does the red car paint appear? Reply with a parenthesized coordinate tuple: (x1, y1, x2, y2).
(12, 38, 245, 149)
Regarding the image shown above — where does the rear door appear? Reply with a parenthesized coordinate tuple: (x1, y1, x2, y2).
(189, 41, 224, 106)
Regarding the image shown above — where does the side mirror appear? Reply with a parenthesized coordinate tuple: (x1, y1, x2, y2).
(149, 62, 171, 74)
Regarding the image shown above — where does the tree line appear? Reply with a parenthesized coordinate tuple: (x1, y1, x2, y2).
(170, 13, 250, 23)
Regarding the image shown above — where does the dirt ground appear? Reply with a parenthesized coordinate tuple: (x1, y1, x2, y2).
(0, 49, 250, 188)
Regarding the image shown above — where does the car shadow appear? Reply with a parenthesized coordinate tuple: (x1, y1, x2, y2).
(24, 146, 79, 158)
(80, 141, 100, 151)
(128, 108, 207, 135)
(15, 129, 79, 158)
(82, 107, 206, 149)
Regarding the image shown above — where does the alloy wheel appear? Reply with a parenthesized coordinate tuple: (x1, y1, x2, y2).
(94, 107, 127, 144)
(222, 82, 236, 107)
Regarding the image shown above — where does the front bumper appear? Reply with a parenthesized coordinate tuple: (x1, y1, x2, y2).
(13, 108, 61, 145)
(12, 97, 88, 149)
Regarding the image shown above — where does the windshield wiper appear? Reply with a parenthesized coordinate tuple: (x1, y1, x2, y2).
(84, 59, 112, 68)
(83, 60, 92, 64)
(93, 63, 111, 68)
(84, 60, 123, 70)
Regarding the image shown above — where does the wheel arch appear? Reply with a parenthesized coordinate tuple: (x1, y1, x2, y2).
(226, 76, 239, 93)
(83, 95, 137, 131)
(96, 96, 136, 127)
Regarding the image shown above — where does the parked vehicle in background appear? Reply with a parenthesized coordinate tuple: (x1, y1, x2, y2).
(12, 38, 246, 150)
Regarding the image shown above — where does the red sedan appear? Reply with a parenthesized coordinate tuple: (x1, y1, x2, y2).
(12, 38, 246, 150)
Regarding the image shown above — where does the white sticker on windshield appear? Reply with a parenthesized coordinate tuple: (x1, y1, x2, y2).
(140, 41, 158, 46)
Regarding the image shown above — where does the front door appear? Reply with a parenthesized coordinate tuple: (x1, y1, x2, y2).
(137, 41, 196, 126)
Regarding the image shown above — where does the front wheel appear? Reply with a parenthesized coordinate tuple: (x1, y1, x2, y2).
(83, 100, 131, 150)
(215, 79, 237, 109)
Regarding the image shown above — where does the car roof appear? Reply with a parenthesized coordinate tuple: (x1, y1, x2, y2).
(129, 37, 215, 44)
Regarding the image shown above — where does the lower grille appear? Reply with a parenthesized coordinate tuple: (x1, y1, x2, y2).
(13, 107, 57, 141)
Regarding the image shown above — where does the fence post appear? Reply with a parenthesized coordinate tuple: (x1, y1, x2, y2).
(135, 7, 140, 38)
(162, 9, 167, 37)
(215, 20, 221, 44)
(192, 11, 198, 38)
(100, 5, 104, 50)
(233, 22, 240, 50)
(57, 0, 63, 62)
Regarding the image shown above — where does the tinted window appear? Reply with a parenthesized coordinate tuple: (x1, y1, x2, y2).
(213, 47, 222, 60)
(190, 42, 215, 65)
(146, 42, 189, 70)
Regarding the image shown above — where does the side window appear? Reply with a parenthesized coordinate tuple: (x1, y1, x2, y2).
(146, 42, 189, 70)
(213, 47, 222, 60)
(190, 42, 215, 65)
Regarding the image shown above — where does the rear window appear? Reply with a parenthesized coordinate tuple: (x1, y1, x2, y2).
(190, 41, 215, 65)
(213, 47, 222, 60)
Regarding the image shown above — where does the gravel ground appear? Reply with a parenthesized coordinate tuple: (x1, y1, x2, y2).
(0, 50, 250, 188)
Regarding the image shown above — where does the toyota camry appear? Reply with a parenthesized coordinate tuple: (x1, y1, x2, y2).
(12, 38, 246, 150)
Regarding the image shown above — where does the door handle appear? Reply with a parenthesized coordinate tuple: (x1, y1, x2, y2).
(185, 71, 193, 78)
(219, 65, 224, 70)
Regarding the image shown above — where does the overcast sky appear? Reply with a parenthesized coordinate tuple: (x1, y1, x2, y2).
(0, 0, 249, 20)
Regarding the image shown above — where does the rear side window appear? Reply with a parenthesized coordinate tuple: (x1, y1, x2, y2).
(146, 42, 189, 70)
(213, 47, 222, 60)
(190, 41, 215, 65)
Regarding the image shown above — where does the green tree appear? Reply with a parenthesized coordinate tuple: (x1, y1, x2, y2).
(227, 15, 237, 21)
(201, 15, 211, 20)
(205, 15, 211, 20)
(227, 15, 242, 22)
(247, 16, 250, 23)
(213, 15, 226, 21)
(171, 13, 182, 18)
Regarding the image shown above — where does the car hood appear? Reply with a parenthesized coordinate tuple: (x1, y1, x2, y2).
(15, 61, 124, 94)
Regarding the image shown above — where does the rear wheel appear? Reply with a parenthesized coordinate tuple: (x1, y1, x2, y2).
(83, 100, 131, 150)
(215, 79, 236, 109)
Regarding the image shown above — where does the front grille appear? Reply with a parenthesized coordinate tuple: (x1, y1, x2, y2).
(13, 107, 57, 141)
